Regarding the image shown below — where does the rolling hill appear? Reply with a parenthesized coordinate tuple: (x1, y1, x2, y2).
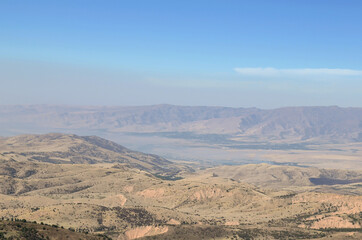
(0, 133, 183, 175)
(200, 163, 362, 194)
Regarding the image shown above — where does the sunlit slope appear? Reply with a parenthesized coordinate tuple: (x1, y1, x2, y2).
(0, 133, 183, 174)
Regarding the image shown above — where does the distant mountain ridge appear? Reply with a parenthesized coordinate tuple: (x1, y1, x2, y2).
(1, 105, 362, 142)
(238, 106, 362, 141)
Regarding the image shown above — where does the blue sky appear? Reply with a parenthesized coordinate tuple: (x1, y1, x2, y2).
(1, 0, 362, 108)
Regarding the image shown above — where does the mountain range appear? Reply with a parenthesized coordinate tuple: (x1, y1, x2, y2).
(1, 105, 362, 142)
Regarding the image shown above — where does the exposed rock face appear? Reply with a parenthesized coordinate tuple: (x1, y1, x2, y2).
(137, 188, 165, 198)
(190, 187, 228, 202)
(118, 226, 168, 240)
(224, 221, 239, 226)
(123, 185, 134, 193)
(167, 219, 181, 225)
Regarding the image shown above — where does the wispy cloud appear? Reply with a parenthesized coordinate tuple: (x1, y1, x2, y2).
(234, 67, 362, 77)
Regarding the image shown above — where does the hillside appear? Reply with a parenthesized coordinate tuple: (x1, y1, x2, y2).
(0, 219, 110, 240)
(0, 159, 361, 239)
(0, 133, 183, 175)
(200, 164, 362, 194)
(0, 133, 361, 239)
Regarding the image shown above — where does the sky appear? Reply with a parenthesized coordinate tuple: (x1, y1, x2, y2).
(0, 0, 362, 108)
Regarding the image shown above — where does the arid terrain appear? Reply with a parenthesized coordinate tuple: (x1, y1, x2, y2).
(0, 133, 361, 239)
(3, 0, 362, 238)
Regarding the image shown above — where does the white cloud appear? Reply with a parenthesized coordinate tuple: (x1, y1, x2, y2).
(234, 67, 362, 77)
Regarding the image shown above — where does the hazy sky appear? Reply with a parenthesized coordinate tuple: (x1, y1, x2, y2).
(1, 0, 362, 108)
